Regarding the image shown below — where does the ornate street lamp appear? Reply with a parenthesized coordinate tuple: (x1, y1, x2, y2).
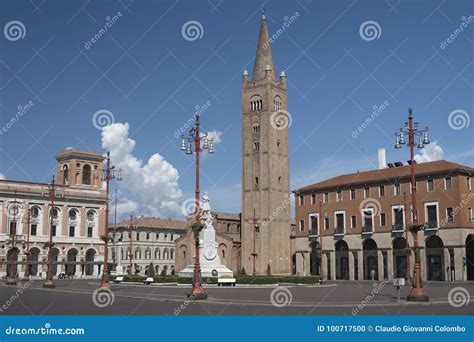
(6, 191, 20, 286)
(394, 107, 430, 302)
(99, 152, 122, 289)
(43, 176, 56, 289)
(179, 112, 215, 300)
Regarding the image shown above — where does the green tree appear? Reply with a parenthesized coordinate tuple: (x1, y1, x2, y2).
(148, 262, 155, 277)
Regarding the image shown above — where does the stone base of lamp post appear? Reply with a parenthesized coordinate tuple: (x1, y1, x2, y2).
(407, 288, 429, 302)
(187, 289, 208, 300)
(6, 277, 17, 286)
(42, 281, 55, 289)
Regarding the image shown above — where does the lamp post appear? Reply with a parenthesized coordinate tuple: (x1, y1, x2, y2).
(394, 107, 430, 302)
(403, 192, 411, 285)
(99, 151, 122, 289)
(6, 191, 19, 286)
(179, 112, 215, 300)
(43, 175, 56, 288)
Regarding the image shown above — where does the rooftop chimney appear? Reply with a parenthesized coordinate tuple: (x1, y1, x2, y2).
(378, 148, 386, 170)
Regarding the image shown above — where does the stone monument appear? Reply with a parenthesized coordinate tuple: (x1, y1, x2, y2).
(179, 193, 233, 278)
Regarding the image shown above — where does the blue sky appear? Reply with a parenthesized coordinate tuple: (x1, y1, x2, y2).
(0, 0, 472, 219)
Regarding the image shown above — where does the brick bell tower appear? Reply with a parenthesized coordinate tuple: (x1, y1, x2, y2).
(241, 11, 291, 275)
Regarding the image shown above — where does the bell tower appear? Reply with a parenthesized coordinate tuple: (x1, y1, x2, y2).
(55, 149, 105, 190)
(241, 11, 291, 275)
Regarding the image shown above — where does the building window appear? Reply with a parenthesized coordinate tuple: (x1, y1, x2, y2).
(273, 96, 281, 111)
(87, 226, 93, 237)
(427, 178, 434, 192)
(69, 226, 75, 237)
(30, 224, 37, 236)
(311, 193, 316, 205)
(136, 232, 140, 241)
(253, 123, 260, 133)
(299, 220, 305, 232)
(63, 164, 69, 185)
(253, 141, 260, 151)
(250, 99, 263, 111)
(392, 206, 404, 231)
(362, 208, 373, 231)
(255, 177, 259, 188)
(469, 208, 473, 222)
(324, 217, 329, 230)
(467, 177, 472, 191)
(364, 186, 370, 199)
(351, 215, 356, 228)
(444, 177, 452, 190)
(52, 225, 57, 237)
(82, 164, 91, 185)
(394, 183, 401, 196)
(86, 210, 95, 222)
(323, 192, 329, 203)
(310, 214, 319, 235)
(446, 207, 454, 223)
(379, 185, 385, 197)
(380, 213, 386, 226)
(350, 189, 356, 200)
(336, 190, 342, 202)
(146, 233, 150, 240)
(334, 211, 345, 234)
(299, 195, 304, 206)
(425, 202, 438, 229)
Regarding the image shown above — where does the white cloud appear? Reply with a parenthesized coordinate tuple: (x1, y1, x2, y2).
(101, 123, 183, 219)
(0, 173, 5, 180)
(414, 141, 445, 163)
(206, 130, 222, 145)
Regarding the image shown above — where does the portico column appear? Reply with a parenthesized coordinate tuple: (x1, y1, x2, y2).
(377, 250, 384, 281)
(330, 251, 336, 280)
(349, 251, 355, 280)
(454, 247, 464, 282)
(444, 248, 451, 281)
(321, 252, 326, 281)
(387, 249, 394, 281)
(357, 250, 363, 280)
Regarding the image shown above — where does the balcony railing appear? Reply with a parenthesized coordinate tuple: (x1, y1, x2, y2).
(392, 222, 404, 232)
(425, 221, 438, 230)
(334, 227, 344, 235)
(362, 225, 373, 234)
(308, 229, 319, 241)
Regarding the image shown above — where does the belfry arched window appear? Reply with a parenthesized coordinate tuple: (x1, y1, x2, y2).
(250, 96, 263, 111)
(253, 123, 260, 133)
(82, 165, 91, 185)
(273, 96, 282, 111)
(63, 164, 69, 185)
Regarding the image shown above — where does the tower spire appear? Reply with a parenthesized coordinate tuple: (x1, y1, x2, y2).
(252, 9, 275, 81)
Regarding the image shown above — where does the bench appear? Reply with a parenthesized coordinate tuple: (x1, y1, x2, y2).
(114, 276, 124, 284)
(218, 278, 236, 287)
(143, 277, 154, 285)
